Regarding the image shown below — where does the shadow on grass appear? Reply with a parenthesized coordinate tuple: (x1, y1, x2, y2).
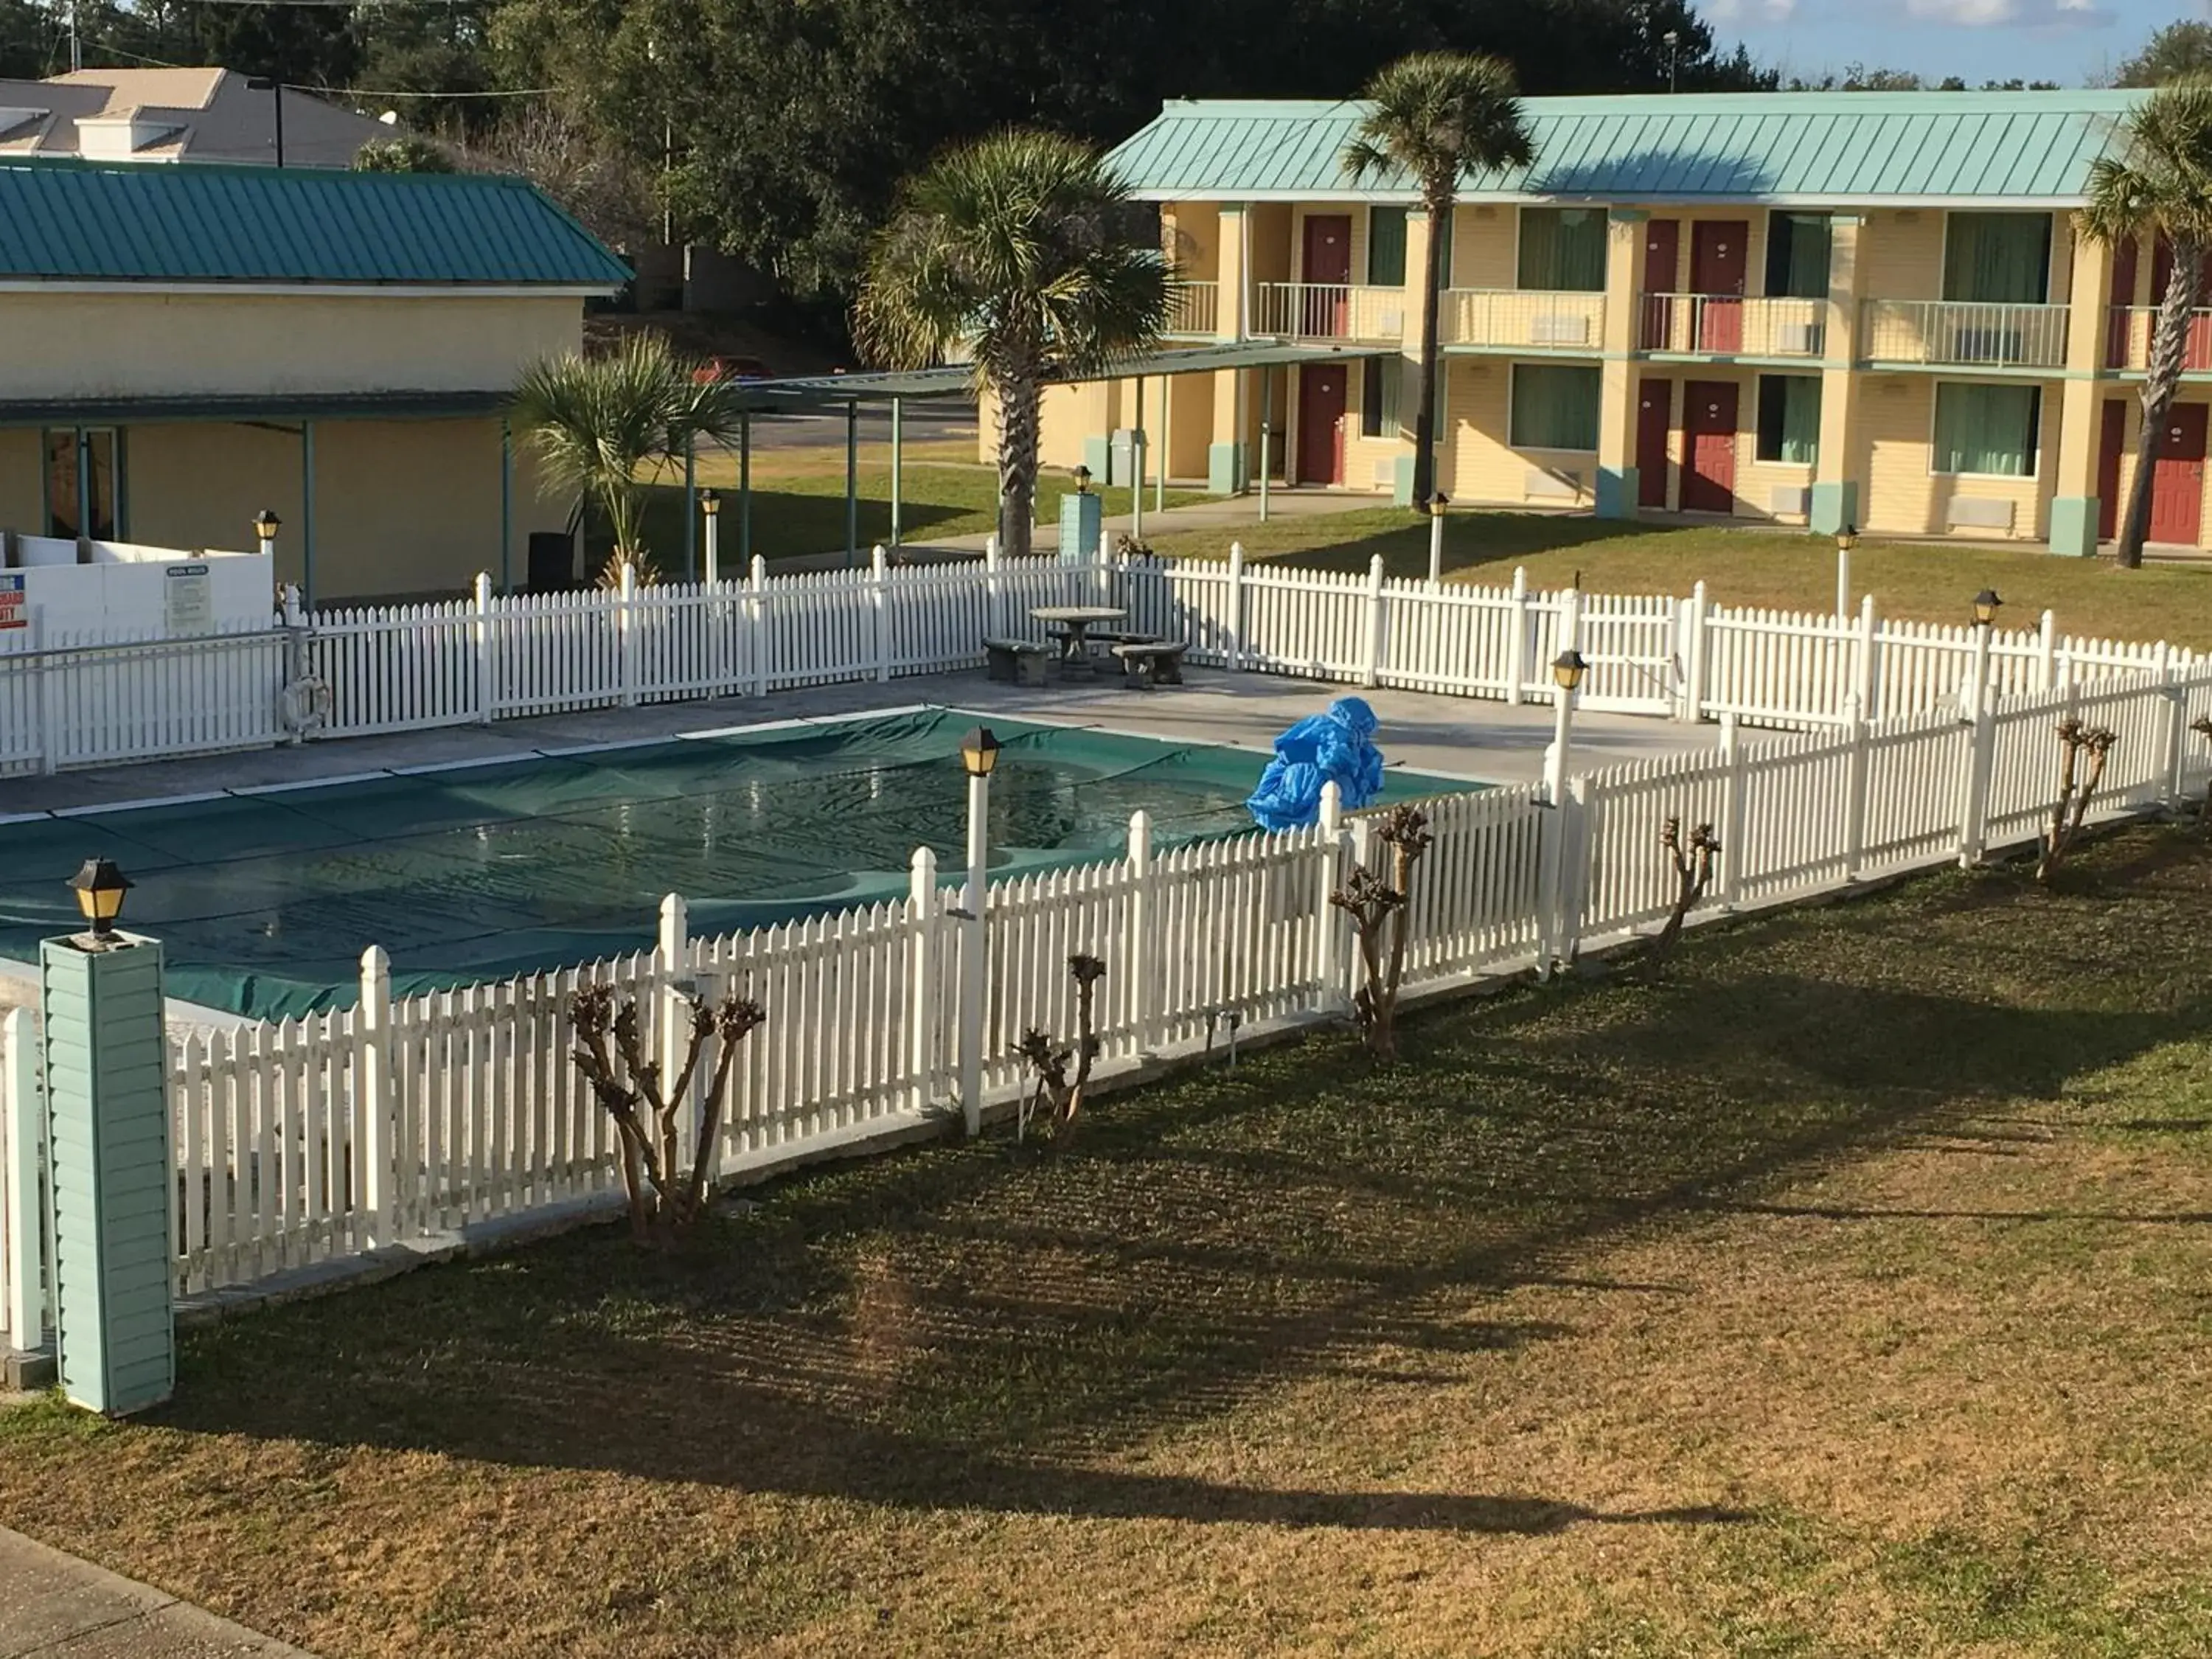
(1238, 512, 1728, 582)
(141, 837, 2212, 1534)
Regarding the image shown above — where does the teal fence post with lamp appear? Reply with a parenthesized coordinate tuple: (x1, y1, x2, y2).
(40, 858, 175, 1416)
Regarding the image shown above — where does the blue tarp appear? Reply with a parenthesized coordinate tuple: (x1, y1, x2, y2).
(1245, 698, 1388, 830)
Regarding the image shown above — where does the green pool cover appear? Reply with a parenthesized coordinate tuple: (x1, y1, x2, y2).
(0, 709, 1472, 1020)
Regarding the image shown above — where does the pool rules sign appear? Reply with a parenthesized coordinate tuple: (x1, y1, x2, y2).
(0, 572, 23, 630)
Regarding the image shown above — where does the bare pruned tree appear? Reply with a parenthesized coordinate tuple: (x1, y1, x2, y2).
(1015, 954, 1106, 1141)
(2037, 717, 2118, 883)
(1653, 816, 1722, 954)
(1330, 804, 1433, 1062)
(459, 103, 654, 253)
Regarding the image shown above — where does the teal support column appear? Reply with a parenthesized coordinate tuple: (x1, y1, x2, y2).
(1809, 481, 1859, 538)
(683, 437, 698, 583)
(498, 417, 513, 595)
(1392, 453, 1416, 507)
(1594, 466, 1640, 520)
(41, 931, 173, 1417)
(1082, 434, 1113, 487)
(1060, 489, 1103, 565)
(738, 414, 752, 566)
(301, 420, 318, 610)
(2048, 496, 2098, 557)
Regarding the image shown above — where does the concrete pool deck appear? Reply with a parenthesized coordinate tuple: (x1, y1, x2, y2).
(0, 670, 1719, 1027)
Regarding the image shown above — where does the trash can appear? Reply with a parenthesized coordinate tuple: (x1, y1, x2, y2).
(526, 531, 576, 592)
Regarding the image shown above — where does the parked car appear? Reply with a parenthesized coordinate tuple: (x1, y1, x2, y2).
(692, 355, 773, 383)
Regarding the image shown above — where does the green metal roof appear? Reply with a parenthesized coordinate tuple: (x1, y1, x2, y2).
(1107, 91, 2148, 206)
(0, 157, 630, 287)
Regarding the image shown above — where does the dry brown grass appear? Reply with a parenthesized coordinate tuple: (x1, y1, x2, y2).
(4, 830, 2212, 1655)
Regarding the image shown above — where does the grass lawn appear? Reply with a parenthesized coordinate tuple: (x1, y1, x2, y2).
(6, 829, 2212, 1655)
(618, 442, 1203, 568)
(1151, 507, 2212, 651)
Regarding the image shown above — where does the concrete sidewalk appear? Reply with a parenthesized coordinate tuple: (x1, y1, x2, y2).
(0, 1526, 315, 1657)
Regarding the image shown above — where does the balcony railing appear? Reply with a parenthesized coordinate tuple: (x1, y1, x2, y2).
(1638, 294, 1827, 358)
(1165, 280, 1219, 339)
(2106, 305, 2212, 372)
(1251, 282, 1405, 343)
(1859, 300, 2070, 369)
(1439, 289, 1605, 350)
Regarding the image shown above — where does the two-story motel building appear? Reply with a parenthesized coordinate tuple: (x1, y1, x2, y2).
(1029, 90, 2211, 556)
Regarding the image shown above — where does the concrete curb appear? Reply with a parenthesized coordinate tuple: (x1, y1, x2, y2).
(0, 1525, 318, 1658)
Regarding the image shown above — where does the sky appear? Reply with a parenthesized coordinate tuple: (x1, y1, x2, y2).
(1708, 0, 2192, 86)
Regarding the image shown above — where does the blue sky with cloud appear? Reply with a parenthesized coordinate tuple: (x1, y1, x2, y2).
(1712, 0, 2186, 86)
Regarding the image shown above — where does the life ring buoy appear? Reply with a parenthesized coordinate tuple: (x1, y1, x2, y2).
(279, 674, 333, 734)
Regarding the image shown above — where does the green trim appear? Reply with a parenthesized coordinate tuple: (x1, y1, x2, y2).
(1595, 465, 1639, 519)
(2048, 495, 2098, 557)
(1810, 479, 1858, 536)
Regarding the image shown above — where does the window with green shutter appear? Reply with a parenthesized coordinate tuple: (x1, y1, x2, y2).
(1764, 213, 1832, 299)
(1517, 208, 1607, 292)
(1755, 376, 1820, 465)
(1510, 364, 1601, 451)
(1933, 383, 2040, 477)
(1943, 214, 2052, 305)
(1361, 356, 1404, 438)
(1367, 207, 1407, 287)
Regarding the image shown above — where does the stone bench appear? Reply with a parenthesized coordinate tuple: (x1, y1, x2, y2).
(1110, 640, 1189, 689)
(983, 636, 1050, 686)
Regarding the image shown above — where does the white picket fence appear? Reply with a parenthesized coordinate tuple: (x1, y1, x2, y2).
(2, 539, 2198, 776)
(7, 653, 2211, 1348)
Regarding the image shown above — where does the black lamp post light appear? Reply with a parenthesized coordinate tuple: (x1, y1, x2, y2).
(66, 857, 133, 945)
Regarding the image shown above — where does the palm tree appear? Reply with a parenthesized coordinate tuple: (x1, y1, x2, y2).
(2080, 79, 2212, 568)
(511, 334, 745, 585)
(1343, 53, 1535, 509)
(855, 130, 1169, 560)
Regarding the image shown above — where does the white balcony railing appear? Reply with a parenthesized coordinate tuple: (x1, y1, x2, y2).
(1165, 280, 1219, 338)
(2105, 305, 2212, 373)
(1860, 300, 2070, 369)
(1638, 294, 1827, 358)
(1251, 282, 1406, 343)
(1439, 289, 1606, 350)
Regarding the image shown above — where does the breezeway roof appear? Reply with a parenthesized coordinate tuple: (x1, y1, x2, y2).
(1107, 91, 2147, 207)
(745, 341, 1375, 406)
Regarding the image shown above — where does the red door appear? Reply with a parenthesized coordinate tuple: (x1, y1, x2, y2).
(1641, 219, 1680, 349)
(1636, 378, 1672, 507)
(1297, 361, 1348, 484)
(2097, 399, 2127, 541)
(2108, 237, 2138, 369)
(1301, 215, 1352, 335)
(1691, 220, 1749, 352)
(2148, 402, 2207, 545)
(1680, 380, 1739, 513)
(2149, 237, 2212, 369)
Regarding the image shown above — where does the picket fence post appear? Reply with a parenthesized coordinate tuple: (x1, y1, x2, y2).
(617, 560, 639, 708)
(33, 611, 58, 776)
(356, 946, 394, 1245)
(982, 537, 1002, 641)
(1559, 775, 1591, 958)
(749, 554, 769, 698)
(1314, 782, 1346, 1011)
(1717, 713, 1746, 908)
(1956, 624, 1996, 868)
(1679, 580, 1708, 724)
(908, 846, 939, 1113)
(1841, 695, 1870, 883)
(657, 894, 694, 1159)
(871, 545, 891, 683)
(1225, 540, 1247, 673)
(1854, 595, 1879, 720)
(1126, 812, 1157, 1052)
(1361, 553, 1386, 689)
(1504, 566, 1529, 706)
(2035, 609, 2058, 693)
(471, 572, 495, 726)
(4, 1005, 44, 1350)
(2155, 641, 2187, 805)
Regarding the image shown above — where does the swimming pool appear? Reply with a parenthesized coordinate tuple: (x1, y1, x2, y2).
(0, 708, 1475, 1019)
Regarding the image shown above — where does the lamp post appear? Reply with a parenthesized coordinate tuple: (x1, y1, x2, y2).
(956, 726, 1000, 1136)
(1546, 649, 1588, 804)
(1073, 465, 1091, 495)
(1972, 588, 2003, 628)
(66, 858, 133, 947)
(1427, 492, 1450, 585)
(700, 487, 722, 585)
(1834, 523, 1857, 621)
(1663, 29, 1680, 93)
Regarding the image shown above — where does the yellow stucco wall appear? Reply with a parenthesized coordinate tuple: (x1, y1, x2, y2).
(0, 291, 584, 400)
(1164, 203, 1221, 282)
(118, 416, 564, 601)
(1855, 211, 1948, 303)
(1856, 375, 2054, 540)
(1443, 358, 1595, 507)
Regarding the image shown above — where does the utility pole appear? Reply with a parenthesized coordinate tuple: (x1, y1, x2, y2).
(1663, 29, 1680, 94)
(66, 0, 81, 72)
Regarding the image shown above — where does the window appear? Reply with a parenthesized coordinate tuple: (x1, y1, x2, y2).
(1933, 383, 2040, 477)
(1510, 364, 1601, 451)
(1943, 213, 2052, 305)
(1360, 355, 1404, 437)
(1517, 207, 1607, 291)
(44, 428, 119, 540)
(1368, 206, 1407, 287)
(1764, 212, 1832, 299)
(1756, 375, 1820, 465)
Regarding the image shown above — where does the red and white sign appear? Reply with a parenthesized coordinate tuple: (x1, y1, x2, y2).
(0, 573, 24, 630)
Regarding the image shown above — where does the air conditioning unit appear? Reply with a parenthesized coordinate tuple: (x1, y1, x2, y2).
(1370, 460, 1397, 490)
(1947, 497, 2015, 531)
(1377, 307, 1405, 335)
(1525, 469, 1582, 500)
(1775, 321, 1826, 355)
(1769, 485, 1812, 515)
(1528, 313, 1591, 347)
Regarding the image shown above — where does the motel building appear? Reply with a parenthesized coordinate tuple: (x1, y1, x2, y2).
(0, 157, 630, 605)
(1030, 89, 2212, 557)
